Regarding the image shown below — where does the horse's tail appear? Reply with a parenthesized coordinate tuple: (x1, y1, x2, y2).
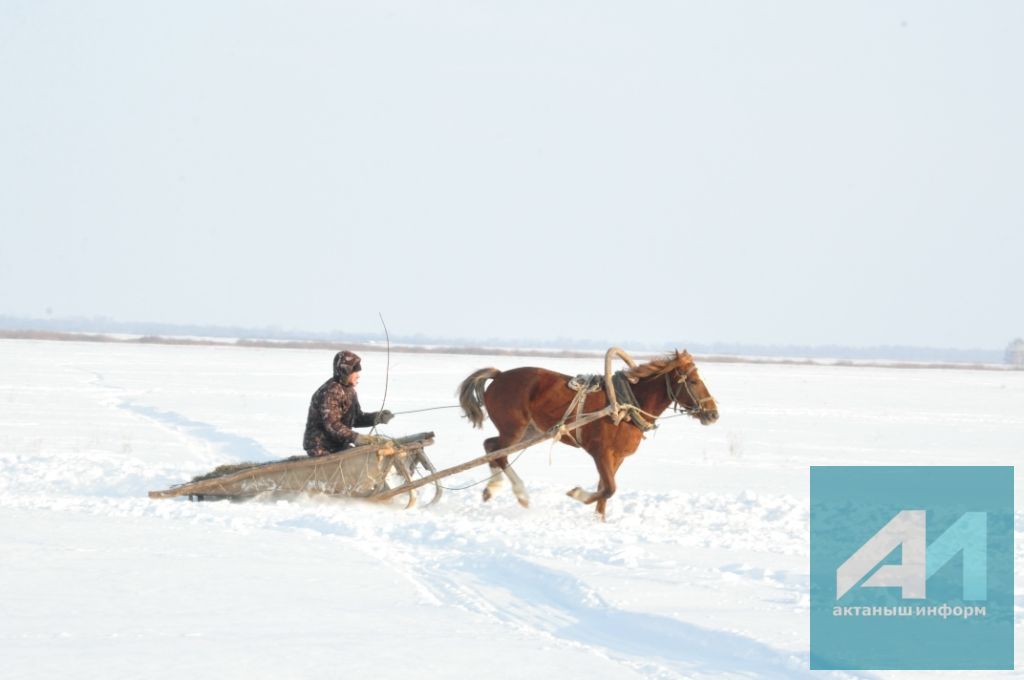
(457, 368, 501, 429)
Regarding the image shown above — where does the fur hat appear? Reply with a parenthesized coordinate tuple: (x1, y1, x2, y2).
(333, 351, 362, 380)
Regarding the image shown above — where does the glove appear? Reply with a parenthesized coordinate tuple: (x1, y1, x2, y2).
(354, 433, 375, 446)
(374, 410, 394, 425)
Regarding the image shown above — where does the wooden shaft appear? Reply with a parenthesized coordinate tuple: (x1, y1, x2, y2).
(373, 407, 613, 501)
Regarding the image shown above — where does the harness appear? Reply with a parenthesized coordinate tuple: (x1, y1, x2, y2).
(555, 347, 715, 445)
(560, 374, 603, 444)
(560, 370, 657, 445)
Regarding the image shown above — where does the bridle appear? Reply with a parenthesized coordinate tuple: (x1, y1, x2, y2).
(665, 364, 716, 418)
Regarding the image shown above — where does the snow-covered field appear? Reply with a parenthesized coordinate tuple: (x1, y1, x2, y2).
(1, 338, 1022, 679)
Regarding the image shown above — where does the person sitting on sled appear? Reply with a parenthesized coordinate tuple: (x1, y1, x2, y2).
(303, 350, 394, 457)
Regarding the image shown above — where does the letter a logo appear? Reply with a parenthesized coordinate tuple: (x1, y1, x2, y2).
(837, 510, 927, 599)
(836, 510, 987, 601)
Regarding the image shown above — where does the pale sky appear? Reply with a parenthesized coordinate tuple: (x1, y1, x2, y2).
(1, 1, 1021, 349)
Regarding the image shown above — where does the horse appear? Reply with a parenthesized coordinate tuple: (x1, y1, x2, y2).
(457, 350, 718, 518)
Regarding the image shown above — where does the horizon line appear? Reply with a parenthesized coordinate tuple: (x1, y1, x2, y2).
(1, 328, 1020, 374)
(0, 313, 1011, 356)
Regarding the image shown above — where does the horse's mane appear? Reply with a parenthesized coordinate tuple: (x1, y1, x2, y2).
(623, 350, 693, 381)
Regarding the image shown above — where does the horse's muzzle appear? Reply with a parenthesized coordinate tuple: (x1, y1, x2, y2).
(699, 410, 719, 425)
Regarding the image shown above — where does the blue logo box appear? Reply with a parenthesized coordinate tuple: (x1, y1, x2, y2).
(810, 466, 1013, 670)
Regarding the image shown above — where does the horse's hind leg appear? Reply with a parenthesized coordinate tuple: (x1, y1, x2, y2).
(502, 465, 529, 508)
(481, 430, 531, 508)
(482, 441, 504, 503)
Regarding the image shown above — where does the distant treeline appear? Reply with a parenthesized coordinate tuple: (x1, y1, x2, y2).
(0, 314, 1009, 366)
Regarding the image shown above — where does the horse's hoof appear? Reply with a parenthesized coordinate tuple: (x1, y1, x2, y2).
(482, 488, 492, 502)
(567, 487, 586, 502)
(516, 496, 530, 509)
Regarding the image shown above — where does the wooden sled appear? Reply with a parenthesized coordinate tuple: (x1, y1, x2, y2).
(148, 432, 441, 508)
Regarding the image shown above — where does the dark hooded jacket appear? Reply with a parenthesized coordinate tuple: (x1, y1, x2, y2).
(303, 351, 381, 457)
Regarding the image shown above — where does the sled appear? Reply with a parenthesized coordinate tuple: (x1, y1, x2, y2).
(148, 432, 442, 508)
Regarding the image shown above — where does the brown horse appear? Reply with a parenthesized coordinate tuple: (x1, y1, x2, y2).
(457, 350, 718, 518)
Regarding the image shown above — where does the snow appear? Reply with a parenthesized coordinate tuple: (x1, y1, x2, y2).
(1, 338, 1022, 679)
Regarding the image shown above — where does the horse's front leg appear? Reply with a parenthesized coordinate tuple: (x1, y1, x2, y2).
(567, 452, 619, 520)
(567, 485, 601, 503)
(594, 456, 624, 518)
(566, 485, 608, 523)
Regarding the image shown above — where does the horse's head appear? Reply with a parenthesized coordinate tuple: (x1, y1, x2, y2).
(668, 350, 719, 425)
